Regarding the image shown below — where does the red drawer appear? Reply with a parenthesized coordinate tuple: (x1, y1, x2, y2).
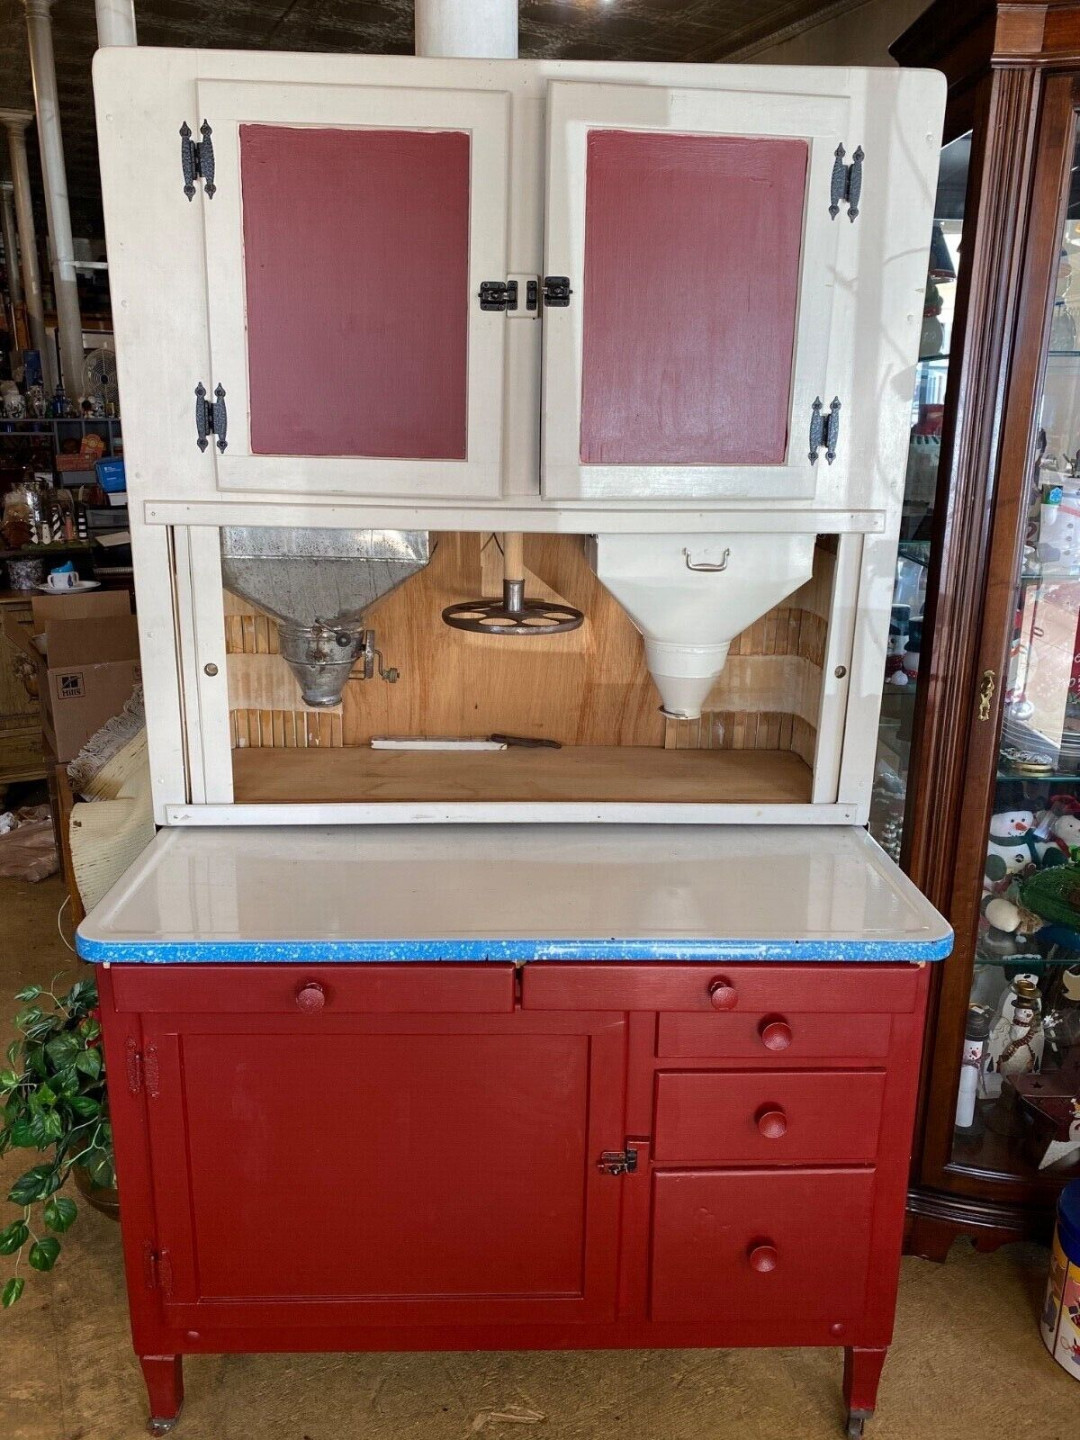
(521, 963, 920, 1014)
(650, 1168, 875, 1327)
(657, 1010, 893, 1061)
(109, 964, 516, 1014)
(653, 1069, 885, 1165)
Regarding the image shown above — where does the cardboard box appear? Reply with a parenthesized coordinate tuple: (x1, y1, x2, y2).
(2, 591, 140, 762)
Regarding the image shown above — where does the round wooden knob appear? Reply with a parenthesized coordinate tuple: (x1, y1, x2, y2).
(749, 1243, 779, 1273)
(756, 1108, 788, 1139)
(708, 977, 738, 1011)
(295, 981, 326, 1013)
(759, 1018, 792, 1051)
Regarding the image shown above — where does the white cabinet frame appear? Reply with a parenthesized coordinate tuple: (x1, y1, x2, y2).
(541, 81, 852, 502)
(197, 79, 511, 500)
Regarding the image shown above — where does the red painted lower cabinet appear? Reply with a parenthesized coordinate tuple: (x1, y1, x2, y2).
(98, 961, 930, 1437)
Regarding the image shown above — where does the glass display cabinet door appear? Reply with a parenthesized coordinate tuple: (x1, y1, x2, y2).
(870, 134, 969, 863)
(952, 102, 1080, 1186)
(197, 79, 510, 500)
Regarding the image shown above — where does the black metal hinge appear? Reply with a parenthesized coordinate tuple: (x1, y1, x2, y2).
(479, 280, 518, 312)
(809, 395, 842, 465)
(829, 143, 863, 222)
(180, 120, 216, 201)
(542, 276, 572, 308)
(195, 382, 228, 453)
(598, 1145, 639, 1176)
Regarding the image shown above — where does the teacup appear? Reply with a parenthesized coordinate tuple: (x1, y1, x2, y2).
(46, 570, 78, 591)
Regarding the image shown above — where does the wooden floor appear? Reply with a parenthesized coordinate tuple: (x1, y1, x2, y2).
(232, 745, 813, 805)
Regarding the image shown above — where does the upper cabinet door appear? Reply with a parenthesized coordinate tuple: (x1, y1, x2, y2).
(197, 79, 510, 499)
(541, 81, 853, 502)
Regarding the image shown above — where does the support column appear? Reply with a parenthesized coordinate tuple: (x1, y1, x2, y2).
(1, 180, 26, 359)
(24, 0, 84, 400)
(0, 109, 50, 384)
(414, 0, 517, 59)
(94, 0, 137, 48)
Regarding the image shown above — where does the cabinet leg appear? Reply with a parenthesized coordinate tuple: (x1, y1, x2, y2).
(842, 1346, 887, 1437)
(140, 1354, 184, 1435)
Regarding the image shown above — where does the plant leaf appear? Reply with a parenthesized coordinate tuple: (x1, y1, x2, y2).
(14, 986, 42, 1002)
(45, 1034, 80, 1069)
(28, 1236, 61, 1271)
(0, 1069, 19, 1092)
(74, 1050, 102, 1081)
(44, 1196, 77, 1233)
(81, 1149, 115, 1189)
(1, 1277, 25, 1307)
(0, 1219, 29, 1255)
(67, 1094, 100, 1118)
(8, 1164, 62, 1205)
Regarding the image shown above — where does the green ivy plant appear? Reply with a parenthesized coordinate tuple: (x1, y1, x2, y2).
(0, 976, 113, 1307)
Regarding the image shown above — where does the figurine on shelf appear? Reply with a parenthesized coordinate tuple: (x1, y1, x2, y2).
(1, 381, 26, 420)
(920, 278, 945, 359)
(985, 809, 1041, 892)
(985, 976, 1045, 1096)
(26, 383, 45, 419)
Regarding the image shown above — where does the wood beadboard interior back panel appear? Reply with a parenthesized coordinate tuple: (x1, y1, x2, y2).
(224, 535, 832, 756)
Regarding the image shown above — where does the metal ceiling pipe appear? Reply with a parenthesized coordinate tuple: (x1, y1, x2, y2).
(94, 0, 137, 47)
(415, 0, 517, 59)
(23, 0, 85, 400)
(0, 108, 51, 386)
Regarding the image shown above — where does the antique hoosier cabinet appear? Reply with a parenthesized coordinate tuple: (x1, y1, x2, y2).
(80, 14, 951, 1436)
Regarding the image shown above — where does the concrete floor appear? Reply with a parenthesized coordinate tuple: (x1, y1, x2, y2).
(1, 873, 1078, 1440)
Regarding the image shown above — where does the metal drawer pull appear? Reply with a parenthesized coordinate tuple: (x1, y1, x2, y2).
(759, 1018, 793, 1051)
(756, 1108, 788, 1140)
(683, 547, 730, 573)
(749, 1243, 779, 1273)
(295, 981, 326, 1013)
(708, 977, 738, 1011)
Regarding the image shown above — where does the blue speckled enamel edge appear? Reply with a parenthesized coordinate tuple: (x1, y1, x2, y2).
(75, 933, 954, 964)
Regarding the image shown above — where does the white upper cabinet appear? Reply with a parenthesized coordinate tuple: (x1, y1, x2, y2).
(542, 81, 854, 502)
(197, 79, 510, 499)
(94, 51, 943, 515)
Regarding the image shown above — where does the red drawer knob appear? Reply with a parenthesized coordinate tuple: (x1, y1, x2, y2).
(708, 977, 738, 1011)
(759, 1018, 792, 1051)
(295, 981, 326, 1013)
(749, 1243, 779, 1273)
(756, 1108, 788, 1140)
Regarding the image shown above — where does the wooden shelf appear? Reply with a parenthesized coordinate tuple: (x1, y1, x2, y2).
(232, 745, 813, 806)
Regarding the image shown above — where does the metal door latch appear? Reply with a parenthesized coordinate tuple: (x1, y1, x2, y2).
(829, 143, 863, 221)
(542, 276, 572, 308)
(180, 120, 216, 200)
(597, 1146, 639, 1176)
(479, 280, 519, 311)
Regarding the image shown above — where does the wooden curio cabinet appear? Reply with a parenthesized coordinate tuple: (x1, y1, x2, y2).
(888, 0, 1080, 1255)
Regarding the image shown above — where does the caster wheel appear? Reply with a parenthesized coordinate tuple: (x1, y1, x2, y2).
(845, 1412, 868, 1439)
(148, 1412, 181, 1436)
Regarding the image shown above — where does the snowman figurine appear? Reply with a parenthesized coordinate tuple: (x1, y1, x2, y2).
(1047, 811, 1080, 865)
(985, 976, 1045, 1096)
(985, 810, 1040, 892)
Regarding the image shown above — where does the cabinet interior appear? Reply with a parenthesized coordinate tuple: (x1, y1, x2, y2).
(224, 532, 837, 806)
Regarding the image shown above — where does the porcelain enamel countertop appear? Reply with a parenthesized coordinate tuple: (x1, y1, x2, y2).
(75, 824, 952, 964)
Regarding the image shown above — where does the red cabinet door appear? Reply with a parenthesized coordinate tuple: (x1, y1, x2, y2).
(139, 1005, 626, 1331)
(650, 1168, 876, 1333)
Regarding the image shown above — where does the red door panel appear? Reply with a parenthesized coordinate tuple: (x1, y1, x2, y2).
(653, 1069, 886, 1165)
(241, 125, 470, 460)
(143, 1013, 625, 1328)
(650, 1168, 875, 1328)
(580, 130, 807, 465)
